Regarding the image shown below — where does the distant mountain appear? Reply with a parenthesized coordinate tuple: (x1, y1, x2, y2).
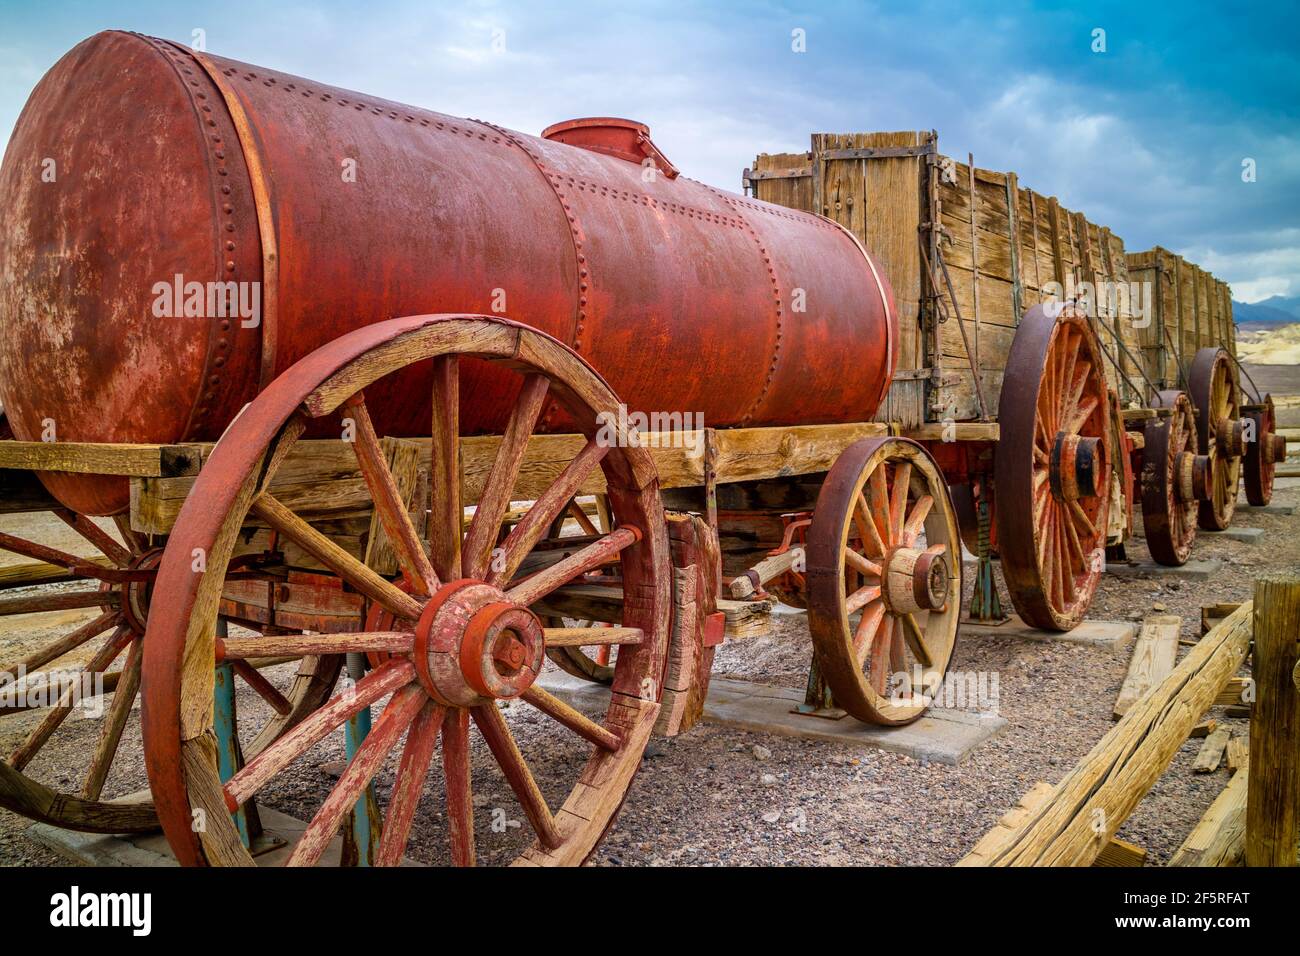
(1233, 297, 1300, 329)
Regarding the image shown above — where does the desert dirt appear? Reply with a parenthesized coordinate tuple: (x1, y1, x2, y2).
(0, 476, 1296, 867)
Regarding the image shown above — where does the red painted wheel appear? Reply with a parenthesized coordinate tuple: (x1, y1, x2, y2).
(1243, 394, 1281, 506)
(807, 438, 961, 725)
(1188, 348, 1243, 531)
(1140, 391, 1200, 566)
(995, 304, 1111, 631)
(142, 315, 670, 867)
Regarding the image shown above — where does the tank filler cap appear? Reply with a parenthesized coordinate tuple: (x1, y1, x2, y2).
(541, 117, 679, 179)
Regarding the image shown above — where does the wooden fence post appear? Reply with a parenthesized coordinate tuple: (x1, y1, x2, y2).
(1247, 573, 1300, 866)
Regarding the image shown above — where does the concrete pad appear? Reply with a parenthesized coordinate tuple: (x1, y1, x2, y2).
(1239, 503, 1294, 516)
(535, 672, 1007, 765)
(960, 614, 1136, 654)
(27, 806, 421, 867)
(1105, 558, 1222, 581)
(1201, 526, 1265, 544)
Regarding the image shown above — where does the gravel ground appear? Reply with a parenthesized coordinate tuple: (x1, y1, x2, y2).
(1, 480, 1295, 867)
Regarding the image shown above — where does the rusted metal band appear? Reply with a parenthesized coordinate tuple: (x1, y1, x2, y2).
(189, 49, 280, 392)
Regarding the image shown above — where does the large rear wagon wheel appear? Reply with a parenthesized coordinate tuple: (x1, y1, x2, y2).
(806, 438, 961, 725)
(142, 315, 670, 867)
(1140, 391, 1200, 566)
(995, 304, 1111, 631)
(1188, 348, 1242, 531)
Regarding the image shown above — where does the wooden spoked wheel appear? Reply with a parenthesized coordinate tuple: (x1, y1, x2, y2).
(995, 304, 1111, 631)
(806, 438, 961, 726)
(1188, 348, 1242, 531)
(142, 315, 669, 867)
(0, 512, 159, 831)
(1140, 391, 1200, 566)
(1243, 393, 1279, 507)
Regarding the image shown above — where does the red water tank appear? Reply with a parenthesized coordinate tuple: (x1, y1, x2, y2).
(0, 31, 897, 514)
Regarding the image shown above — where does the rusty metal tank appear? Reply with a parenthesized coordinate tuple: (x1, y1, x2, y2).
(0, 31, 897, 515)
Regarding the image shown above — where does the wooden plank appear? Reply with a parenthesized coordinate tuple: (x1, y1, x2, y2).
(959, 602, 1253, 866)
(0, 441, 203, 477)
(960, 781, 1056, 866)
(1170, 769, 1248, 866)
(1215, 676, 1253, 706)
(961, 781, 1146, 867)
(1226, 735, 1248, 773)
(1113, 615, 1180, 718)
(1093, 836, 1147, 867)
(1246, 574, 1300, 866)
(1193, 727, 1230, 773)
(903, 423, 999, 442)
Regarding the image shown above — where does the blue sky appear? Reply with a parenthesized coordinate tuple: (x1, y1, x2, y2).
(2, 0, 1296, 301)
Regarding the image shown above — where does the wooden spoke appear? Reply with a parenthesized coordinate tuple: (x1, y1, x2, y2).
(888, 462, 912, 544)
(898, 613, 934, 668)
(505, 526, 639, 608)
(250, 493, 423, 620)
(854, 493, 888, 557)
(0, 590, 116, 619)
(288, 684, 426, 867)
(867, 467, 891, 547)
(869, 618, 895, 695)
(486, 437, 609, 588)
(844, 548, 882, 578)
(223, 657, 416, 810)
(1068, 498, 1096, 538)
(851, 602, 887, 666)
(845, 583, 882, 616)
(462, 373, 551, 579)
(428, 354, 462, 581)
(902, 494, 933, 546)
(217, 631, 414, 660)
(231, 659, 292, 716)
(0, 531, 133, 583)
(521, 685, 621, 751)
(1064, 395, 1099, 436)
(112, 513, 148, 555)
(543, 626, 642, 647)
(566, 500, 602, 537)
(344, 393, 438, 594)
(442, 707, 475, 867)
(471, 703, 561, 850)
(54, 510, 132, 567)
(0, 610, 120, 689)
(81, 637, 143, 800)
(9, 626, 132, 770)
(375, 701, 445, 867)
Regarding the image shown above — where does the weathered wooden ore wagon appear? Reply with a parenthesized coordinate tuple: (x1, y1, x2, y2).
(746, 132, 1285, 577)
(0, 35, 1280, 867)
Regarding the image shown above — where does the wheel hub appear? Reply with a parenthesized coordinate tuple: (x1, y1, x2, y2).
(1266, 433, 1287, 465)
(880, 547, 949, 615)
(1214, 417, 1250, 458)
(412, 579, 545, 707)
(122, 547, 165, 634)
(1050, 434, 1103, 500)
(1176, 451, 1213, 503)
